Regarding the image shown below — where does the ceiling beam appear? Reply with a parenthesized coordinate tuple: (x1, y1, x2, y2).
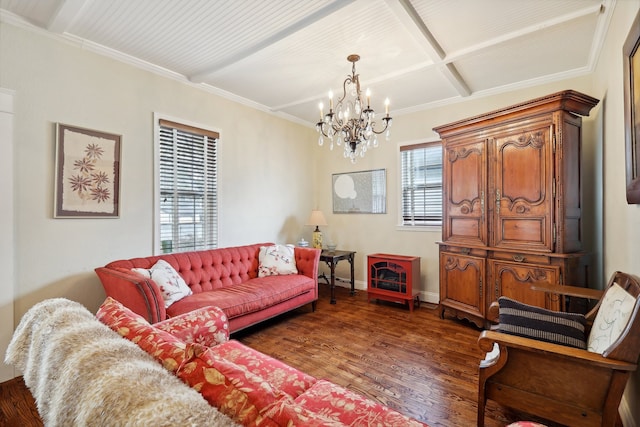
(444, 2, 604, 62)
(189, 0, 357, 83)
(47, 0, 90, 33)
(385, 0, 471, 97)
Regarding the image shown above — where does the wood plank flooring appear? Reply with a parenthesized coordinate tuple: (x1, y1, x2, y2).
(0, 283, 564, 426)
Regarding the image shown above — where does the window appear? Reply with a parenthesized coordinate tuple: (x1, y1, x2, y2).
(400, 142, 443, 226)
(157, 119, 218, 252)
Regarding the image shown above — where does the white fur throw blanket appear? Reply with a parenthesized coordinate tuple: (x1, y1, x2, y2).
(5, 298, 239, 427)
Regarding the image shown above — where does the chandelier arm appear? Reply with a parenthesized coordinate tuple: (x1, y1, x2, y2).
(338, 75, 353, 105)
(369, 118, 392, 135)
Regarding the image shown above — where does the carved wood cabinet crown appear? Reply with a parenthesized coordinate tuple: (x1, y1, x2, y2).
(434, 90, 599, 328)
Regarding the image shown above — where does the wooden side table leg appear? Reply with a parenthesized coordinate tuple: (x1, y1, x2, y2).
(330, 261, 337, 304)
(349, 254, 355, 296)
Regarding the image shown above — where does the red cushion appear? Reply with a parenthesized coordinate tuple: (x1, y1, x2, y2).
(175, 343, 284, 426)
(167, 275, 315, 319)
(295, 380, 428, 427)
(211, 340, 316, 398)
(155, 305, 229, 347)
(96, 297, 187, 372)
(257, 397, 341, 426)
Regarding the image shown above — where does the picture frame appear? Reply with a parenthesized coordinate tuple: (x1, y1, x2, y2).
(54, 123, 121, 218)
(623, 10, 640, 204)
(332, 169, 386, 214)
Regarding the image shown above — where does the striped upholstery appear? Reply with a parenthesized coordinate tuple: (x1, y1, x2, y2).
(497, 297, 587, 349)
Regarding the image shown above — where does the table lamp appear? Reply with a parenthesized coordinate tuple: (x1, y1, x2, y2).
(307, 210, 328, 249)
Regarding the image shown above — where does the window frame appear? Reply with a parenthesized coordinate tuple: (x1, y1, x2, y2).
(153, 113, 220, 254)
(398, 139, 443, 229)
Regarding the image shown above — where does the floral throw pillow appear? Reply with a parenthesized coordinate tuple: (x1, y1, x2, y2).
(132, 259, 192, 308)
(258, 244, 298, 277)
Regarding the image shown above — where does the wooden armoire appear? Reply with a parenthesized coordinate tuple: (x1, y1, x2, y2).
(434, 90, 599, 328)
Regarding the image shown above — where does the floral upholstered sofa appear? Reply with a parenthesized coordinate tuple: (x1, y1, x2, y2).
(95, 243, 320, 332)
(97, 297, 427, 427)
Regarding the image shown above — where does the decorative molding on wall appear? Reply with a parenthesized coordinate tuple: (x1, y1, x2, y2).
(0, 88, 16, 382)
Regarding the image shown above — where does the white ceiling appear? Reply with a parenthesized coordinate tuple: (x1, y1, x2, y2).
(0, 0, 613, 127)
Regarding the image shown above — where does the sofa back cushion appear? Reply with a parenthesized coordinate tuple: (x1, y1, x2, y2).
(96, 297, 188, 373)
(176, 343, 286, 426)
(105, 243, 272, 294)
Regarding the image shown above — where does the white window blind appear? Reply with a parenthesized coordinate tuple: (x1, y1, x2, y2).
(400, 142, 443, 226)
(158, 119, 218, 252)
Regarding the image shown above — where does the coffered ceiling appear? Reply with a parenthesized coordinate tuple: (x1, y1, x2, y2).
(0, 0, 614, 126)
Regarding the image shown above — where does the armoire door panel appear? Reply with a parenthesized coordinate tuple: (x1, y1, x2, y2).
(492, 125, 554, 251)
(449, 218, 480, 242)
(443, 140, 487, 245)
(440, 251, 485, 318)
(489, 259, 561, 312)
(499, 218, 546, 247)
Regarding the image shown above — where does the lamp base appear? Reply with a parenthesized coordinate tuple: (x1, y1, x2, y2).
(312, 227, 323, 249)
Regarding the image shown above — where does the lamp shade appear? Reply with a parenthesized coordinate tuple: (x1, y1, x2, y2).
(307, 210, 328, 227)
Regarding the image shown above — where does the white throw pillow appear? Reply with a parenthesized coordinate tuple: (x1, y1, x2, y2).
(132, 259, 192, 308)
(587, 283, 636, 354)
(258, 244, 298, 277)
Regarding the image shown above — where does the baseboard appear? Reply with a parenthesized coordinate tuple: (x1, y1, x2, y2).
(620, 396, 636, 427)
(331, 278, 440, 306)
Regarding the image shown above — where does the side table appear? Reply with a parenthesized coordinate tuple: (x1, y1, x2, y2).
(319, 249, 356, 304)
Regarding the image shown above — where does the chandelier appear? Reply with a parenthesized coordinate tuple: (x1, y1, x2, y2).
(316, 54, 392, 163)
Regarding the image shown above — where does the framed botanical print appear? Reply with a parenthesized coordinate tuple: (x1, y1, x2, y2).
(54, 123, 121, 217)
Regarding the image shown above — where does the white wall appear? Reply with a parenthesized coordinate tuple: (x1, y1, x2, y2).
(0, 22, 317, 334)
(592, 1, 640, 425)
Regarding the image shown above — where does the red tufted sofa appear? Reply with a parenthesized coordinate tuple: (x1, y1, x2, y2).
(95, 243, 320, 332)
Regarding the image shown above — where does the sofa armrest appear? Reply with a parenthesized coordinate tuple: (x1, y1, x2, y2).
(155, 305, 229, 347)
(294, 247, 321, 280)
(94, 267, 167, 323)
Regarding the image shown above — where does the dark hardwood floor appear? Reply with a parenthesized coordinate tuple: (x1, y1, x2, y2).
(1, 284, 564, 426)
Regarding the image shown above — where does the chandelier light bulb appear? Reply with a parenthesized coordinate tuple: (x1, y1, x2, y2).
(385, 98, 390, 115)
(319, 102, 324, 119)
(328, 90, 334, 110)
(366, 88, 371, 107)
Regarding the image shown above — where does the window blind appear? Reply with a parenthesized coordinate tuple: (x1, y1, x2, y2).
(158, 121, 218, 252)
(400, 142, 443, 225)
